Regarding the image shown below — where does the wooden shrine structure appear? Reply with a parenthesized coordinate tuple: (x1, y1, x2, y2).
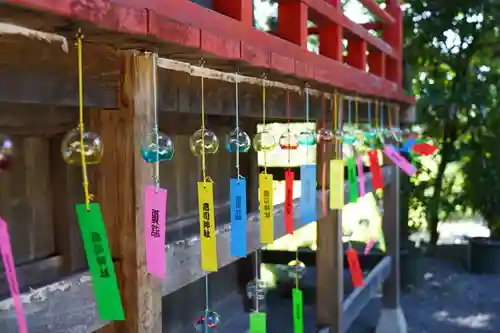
(0, 0, 414, 332)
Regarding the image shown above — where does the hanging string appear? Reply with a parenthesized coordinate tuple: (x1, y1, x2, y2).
(152, 53, 160, 191)
(321, 95, 327, 216)
(380, 102, 384, 130)
(368, 101, 372, 130)
(333, 91, 339, 159)
(262, 74, 268, 175)
(355, 95, 359, 126)
(286, 91, 292, 165)
(235, 71, 241, 180)
(76, 29, 93, 211)
(305, 84, 310, 158)
(200, 59, 208, 184)
(388, 103, 393, 130)
(347, 99, 352, 126)
(254, 250, 260, 312)
(199, 58, 210, 333)
(375, 100, 379, 129)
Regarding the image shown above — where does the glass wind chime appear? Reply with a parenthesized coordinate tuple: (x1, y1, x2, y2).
(141, 53, 170, 280)
(192, 59, 220, 333)
(61, 29, 124, 321)
(0, 134, 13, 172)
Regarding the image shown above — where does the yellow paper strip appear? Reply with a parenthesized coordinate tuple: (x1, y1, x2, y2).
(198, 182, 218, 272)
(329, 159, 345, 209)
(259, 173, 274, 244)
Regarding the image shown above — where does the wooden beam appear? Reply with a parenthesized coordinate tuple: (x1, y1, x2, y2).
(90, 51, 161, 333)
(0, 0, 414, 104)
(0, 36, 117, 108)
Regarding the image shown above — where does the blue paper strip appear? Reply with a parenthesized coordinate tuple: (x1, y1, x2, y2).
(230, 178, 247, 257)
(300, 164, 317, 224)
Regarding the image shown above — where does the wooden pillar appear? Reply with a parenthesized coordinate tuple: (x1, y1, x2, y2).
(318, 0, 343, 61)
(346, 38, 367, 71)
(316, 99, 343, 332)
(213, 0, 253, 26)
(277, 0, 308, 48)
(91, 51, 162, 333)
(368, 50, 386, 78)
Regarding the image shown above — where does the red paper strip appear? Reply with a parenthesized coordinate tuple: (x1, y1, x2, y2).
(346, 248, 365, 288)
(285, 169, 294, 234)
(412, 143, 438, 156)
(368, 150, 384, 190)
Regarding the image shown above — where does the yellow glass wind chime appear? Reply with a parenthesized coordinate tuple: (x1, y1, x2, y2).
(61, 29, 124, 321)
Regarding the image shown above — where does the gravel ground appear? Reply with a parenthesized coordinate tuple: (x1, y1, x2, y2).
(400, 258, 500, 333)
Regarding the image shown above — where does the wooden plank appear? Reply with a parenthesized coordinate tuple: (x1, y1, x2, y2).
(341, 256, 392, 333)
(90, 51, 161, 333)
(0, 1, 414, 104)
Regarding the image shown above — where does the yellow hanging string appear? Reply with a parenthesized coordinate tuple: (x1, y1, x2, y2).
(333, 90, 339, 159)
(375, 100, 379, 129)
(355, 95, 359, 125)
(200, 59, 208, 184)
(262, 75, 268, 175)
(388, 103, 393, 129)
(77, 30, 92, 211)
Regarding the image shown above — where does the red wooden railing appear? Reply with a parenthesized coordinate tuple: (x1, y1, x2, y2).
(0, 0, 410, 102)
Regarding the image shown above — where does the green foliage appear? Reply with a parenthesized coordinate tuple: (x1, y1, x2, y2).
(404, 0, 500, 242)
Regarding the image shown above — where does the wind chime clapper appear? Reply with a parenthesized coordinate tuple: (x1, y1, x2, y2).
(0, 134, 13, 172)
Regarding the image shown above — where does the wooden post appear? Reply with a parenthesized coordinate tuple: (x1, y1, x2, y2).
(316, 99, 343, 332)
(376, 109, 407, 333)
(91, 51, 162, 333)
(277, 0, 308, 48)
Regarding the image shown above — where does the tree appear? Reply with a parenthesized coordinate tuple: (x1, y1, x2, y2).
(404, 0, 500, 244)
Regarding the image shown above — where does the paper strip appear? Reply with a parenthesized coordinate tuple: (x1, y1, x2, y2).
(329, 159, 344, 209)
(347, 157, 359, 203)
(346, 248, 365, 288)
(259, 173, 274, 244)
(292, 288, 304, 333)
(250, 312, 267, 333)
(0, 217, 28, 333)
(76, 203, 125, 321)
(300, 164, 317, 224)
(230, 178, 247, 258)
(368, 150, 384, 190)
(198, 182, 218, 272)
(144, 185, 167, 279)
(284, 169, 294, 234)
(356, 156, 366, 197)
(384, 145, 417, 177)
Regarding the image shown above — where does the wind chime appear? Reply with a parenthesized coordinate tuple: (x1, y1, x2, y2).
(192, 59, 221, 332)
(0, 136, 28, 333)
(61, 29, 124, 321)
(141, 52, 171, 281)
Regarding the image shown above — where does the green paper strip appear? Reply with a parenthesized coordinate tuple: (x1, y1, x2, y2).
(347, 157, 359, 203)
(76, 203, 125, 321)
(250, 312, 267, 333)
(293, 288, 303, 333)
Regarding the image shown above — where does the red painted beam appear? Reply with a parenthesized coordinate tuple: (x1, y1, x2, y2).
(382, 0, 403, 86)
(0, 0, 413, 103)
(358, 0, 395, 26)
(309, 22, 381, 35)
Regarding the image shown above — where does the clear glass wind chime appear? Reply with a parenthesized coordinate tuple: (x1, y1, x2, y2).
(191, 59, 220, 333)
(141, 53, 174, 163)
(0, 134, 13, 172)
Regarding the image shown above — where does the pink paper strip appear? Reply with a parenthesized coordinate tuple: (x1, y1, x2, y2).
(356, 156, 366, 197)
(383, 145, 417, 177)
(144, 185, 167, 279)
(0, 217, 28, 333)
